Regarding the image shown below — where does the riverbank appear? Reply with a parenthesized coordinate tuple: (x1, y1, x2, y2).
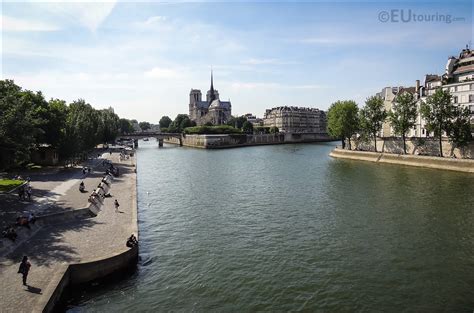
(0, 152, 138, 312)
(329, 148, 474, 173)
(164, 133, 333, 149)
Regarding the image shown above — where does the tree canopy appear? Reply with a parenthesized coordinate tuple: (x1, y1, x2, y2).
(389, 92, 418, 154)
(420, 88, 454, 157)
(159, 116, 172, 129)
(327, 100, 359, 149)
(359, 96, 386, 152)
(0, 79, 123, 168)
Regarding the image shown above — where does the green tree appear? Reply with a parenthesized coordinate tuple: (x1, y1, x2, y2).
(327, 100, 359, 149)
(159, 116, 172, 129)
(269, 126, 279, 134)
(0, 80, 38, 165)
(420, 89, 455, 157)
(119, 118, 133, 134)
(227, 116, 247, 129)
(179, 116, 194, 130)
(242, 121, 254, 133)
(360, 96, 387, 152)
(44, 99, 68, 147)
(139, 121, 151, 131)
(447, 106, 472, 156)
(389, 92, 418, 154)
(63, 99, 100, 157)
(97, 107, 120, 143)
(169, 114, 194, 133)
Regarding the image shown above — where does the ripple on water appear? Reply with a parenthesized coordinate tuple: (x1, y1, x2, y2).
(67, 141, 474, 312)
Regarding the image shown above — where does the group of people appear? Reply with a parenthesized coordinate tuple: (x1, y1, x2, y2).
(87, 173, 113, 204)
(119, 151, 130, 161)
(2, 213, 36, 241)
(18, 181, 32, 201)
(81, 166, 91, 175)
(2, 226, 17, 241)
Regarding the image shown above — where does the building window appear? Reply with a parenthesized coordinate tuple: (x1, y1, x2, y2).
(453, 96, 458, 104)
(469, 94, 474, 103)
(470, 105, 474, 114)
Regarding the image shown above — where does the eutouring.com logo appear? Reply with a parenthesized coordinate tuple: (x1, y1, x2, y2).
(378, 9, 465, 23)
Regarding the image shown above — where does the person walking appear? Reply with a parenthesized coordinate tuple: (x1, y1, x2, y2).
(114, 199, 120, 212)
(26, 185, 32, 201)
(18, 256, 31, 286)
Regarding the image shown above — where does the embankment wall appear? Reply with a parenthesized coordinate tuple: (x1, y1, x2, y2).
(164, 133, 333, 148)
(329, 148, 474, 173)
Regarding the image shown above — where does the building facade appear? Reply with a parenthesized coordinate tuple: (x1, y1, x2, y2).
(189, 72, 232, 125)
(377, 47, 474, 139)
(263, 106, 327, 133)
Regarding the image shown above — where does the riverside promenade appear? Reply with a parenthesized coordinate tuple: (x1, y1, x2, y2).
(0, 152, 138, 313)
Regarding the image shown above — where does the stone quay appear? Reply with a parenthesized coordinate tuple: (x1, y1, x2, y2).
(0, 151, 138, 313)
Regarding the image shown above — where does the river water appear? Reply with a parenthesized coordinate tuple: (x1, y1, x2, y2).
(68, 140, 474, 312)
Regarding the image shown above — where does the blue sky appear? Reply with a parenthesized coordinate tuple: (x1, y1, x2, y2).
(1, 0, 472, 123)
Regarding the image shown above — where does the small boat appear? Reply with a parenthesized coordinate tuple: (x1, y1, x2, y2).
(143, 138, 149, 141)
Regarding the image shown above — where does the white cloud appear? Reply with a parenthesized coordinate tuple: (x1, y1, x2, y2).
(1, 15, 59, 32)
(41, 1, 117, 31)
(230, 82, 330, 90)
(144, 67, 182, 79)
(240, 58, 298, 65)
(143, 16, 167, 25)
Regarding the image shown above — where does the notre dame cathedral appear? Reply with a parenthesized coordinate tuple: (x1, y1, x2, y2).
(188, 71, 232, 125)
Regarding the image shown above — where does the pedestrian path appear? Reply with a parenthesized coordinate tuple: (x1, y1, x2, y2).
(0, 153, 137, 313)
(0, 156, 105, 230)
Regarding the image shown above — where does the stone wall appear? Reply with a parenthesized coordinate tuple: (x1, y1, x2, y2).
(330, 148, 474, 173)
(164, 133, 333, 149)
(350, 137, 474, 159)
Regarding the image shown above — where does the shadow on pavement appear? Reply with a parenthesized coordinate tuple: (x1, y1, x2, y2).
(5, 217, 104, 267)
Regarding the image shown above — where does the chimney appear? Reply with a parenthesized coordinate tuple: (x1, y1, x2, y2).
(415, 80, 420, 96)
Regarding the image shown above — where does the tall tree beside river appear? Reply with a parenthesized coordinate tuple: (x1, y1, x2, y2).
(327, 100, 359, 149)
(359, 96, 387, 152)
(388, 91, 418, 154)
(420, 89, 454, 158)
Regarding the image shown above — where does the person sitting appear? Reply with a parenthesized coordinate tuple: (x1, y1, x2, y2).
(79, 181, 85, 192)
(104, 192, 112, 198)
(3, 227, 17, 241)
(16, 216, 30, 229)
(126, 234, 138, 248)
(28, 213, 36, 225)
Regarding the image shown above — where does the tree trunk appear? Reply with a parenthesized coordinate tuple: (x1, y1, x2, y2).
(402, 133, 406, 154)
(341, 138, 346, 149)
(373, 132, 377, 152)
(348, 137, 352, 150)
(439, 132, 443, 157)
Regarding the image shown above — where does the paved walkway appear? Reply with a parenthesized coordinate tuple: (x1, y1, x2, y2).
(0, 153, 137, 313)
(0, 156, 106, 230)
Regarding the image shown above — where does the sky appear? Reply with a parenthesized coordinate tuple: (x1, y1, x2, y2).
(1, 0, 473, 123)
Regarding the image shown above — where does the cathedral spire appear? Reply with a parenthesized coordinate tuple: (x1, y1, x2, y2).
(209, 69, 216, 103)
(210, 69, 214, 93)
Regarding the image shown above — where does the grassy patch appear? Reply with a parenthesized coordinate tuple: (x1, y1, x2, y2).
(0, 179, 25, 192)
(184, 125, 241, 134)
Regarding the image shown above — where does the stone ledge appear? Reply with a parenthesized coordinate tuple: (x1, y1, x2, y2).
(329, 148, 474, 173)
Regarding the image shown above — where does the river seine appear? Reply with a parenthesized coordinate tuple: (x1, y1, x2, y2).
(68, 140, 474, 312)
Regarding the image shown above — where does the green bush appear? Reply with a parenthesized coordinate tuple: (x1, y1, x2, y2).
(254, 126, 271, 134)
(184, 125, 242, 134)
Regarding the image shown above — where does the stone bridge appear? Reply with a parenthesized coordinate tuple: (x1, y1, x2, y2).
(117, 132, 182, 147)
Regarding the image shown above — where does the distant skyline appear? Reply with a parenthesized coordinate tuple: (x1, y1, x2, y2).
(2, 0, 472, 123)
